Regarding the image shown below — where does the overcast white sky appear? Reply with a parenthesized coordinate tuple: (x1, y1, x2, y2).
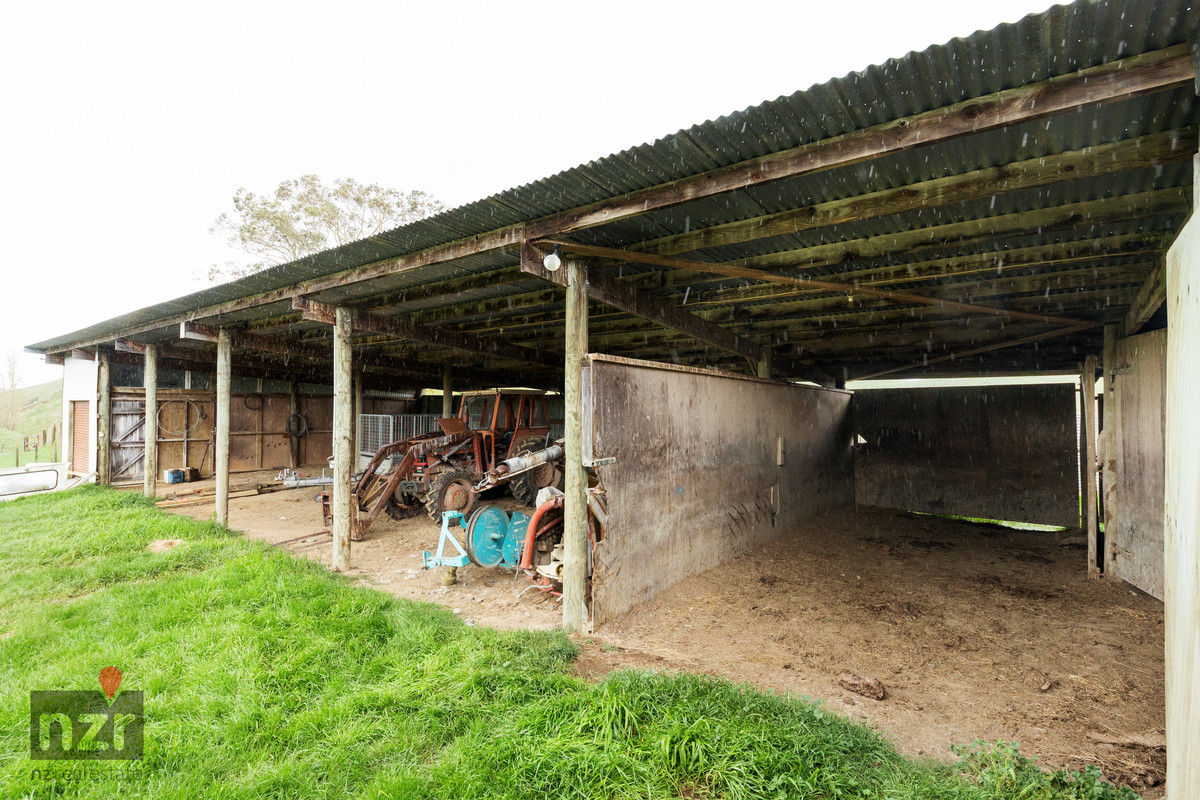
(1, 0, 1054, 387)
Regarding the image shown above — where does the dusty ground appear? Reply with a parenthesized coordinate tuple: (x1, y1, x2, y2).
(160, 471, 1166, 794)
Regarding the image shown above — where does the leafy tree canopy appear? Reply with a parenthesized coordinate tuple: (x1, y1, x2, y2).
(203, 175, 443, 282)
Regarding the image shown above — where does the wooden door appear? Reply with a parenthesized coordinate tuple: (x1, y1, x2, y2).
(1111, 328, 1167, 599)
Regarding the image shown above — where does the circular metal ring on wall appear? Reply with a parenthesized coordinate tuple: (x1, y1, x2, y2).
(156, 399, 205, 437)
(285, 413, 309, 437)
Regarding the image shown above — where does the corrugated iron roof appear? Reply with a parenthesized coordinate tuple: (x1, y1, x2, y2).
(27, 0, 1200, 379)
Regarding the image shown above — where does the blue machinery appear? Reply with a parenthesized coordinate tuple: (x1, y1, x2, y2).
(423, 507, 531, 571)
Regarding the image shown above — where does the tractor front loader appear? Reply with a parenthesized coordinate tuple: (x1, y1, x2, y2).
(322, 389, 564, 540)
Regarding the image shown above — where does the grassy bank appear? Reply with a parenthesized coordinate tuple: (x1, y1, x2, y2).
(0, 487, 1134, 799)
(0, 379, 63, 468)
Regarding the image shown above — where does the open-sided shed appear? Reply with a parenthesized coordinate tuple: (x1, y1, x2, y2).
(27, 0, 1200, 791)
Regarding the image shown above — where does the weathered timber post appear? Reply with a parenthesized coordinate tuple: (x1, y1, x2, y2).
(1163, 154, 1200, 797)
(1081, 354, 1099, 575)
(757, 347, 773, 380)
(143, 343, 158, 498)
(352, 370, 363, 468)
(96, 350, 111, 485)
(288, 381, 300, 469)
(331, 307, 353, 572)
(442, 365, 453, 418)
(1101, 325, 1121, 572)
(215, 330, 232, 526)
(563, 257, 588, 633)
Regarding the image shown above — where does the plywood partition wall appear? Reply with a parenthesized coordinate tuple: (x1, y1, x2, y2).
(1108, 328, 1167, 599)
(583, 355, 854, 625)
(853, 384, 1079, 528)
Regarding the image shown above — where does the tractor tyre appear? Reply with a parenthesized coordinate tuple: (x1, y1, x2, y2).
(507, 436, 564, 507)
(383, 491, 421, 521)
(424, 468, 478, 522)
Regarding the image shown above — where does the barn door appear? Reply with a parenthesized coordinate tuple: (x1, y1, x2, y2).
(109, 399, 146, 482)
(71, 401, 90, 473)
(1109, 328, 1167, 599)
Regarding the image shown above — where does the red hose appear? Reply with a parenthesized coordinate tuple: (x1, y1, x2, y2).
(521, 496, 563, 569)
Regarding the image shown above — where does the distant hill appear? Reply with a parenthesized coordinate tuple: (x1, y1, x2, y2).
(1, 379, 63, 465)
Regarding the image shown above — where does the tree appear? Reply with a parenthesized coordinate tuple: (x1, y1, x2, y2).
(0, 349, 21, 431)
(202, 175, 444, 283)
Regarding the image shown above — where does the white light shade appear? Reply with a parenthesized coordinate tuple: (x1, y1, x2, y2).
(543, 250, 562, 272)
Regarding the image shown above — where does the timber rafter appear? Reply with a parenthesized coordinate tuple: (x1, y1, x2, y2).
(44, 46, 1195, 354)
(292, 296, 561, 371)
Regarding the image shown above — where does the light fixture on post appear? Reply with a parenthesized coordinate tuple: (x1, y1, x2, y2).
(543, 243, 562, 272)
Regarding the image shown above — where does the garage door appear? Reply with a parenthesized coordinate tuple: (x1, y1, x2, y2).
(71, 401, 90, 473)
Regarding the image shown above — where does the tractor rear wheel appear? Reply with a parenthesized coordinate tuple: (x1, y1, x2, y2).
(424, 468, 478, 522)
(508, 436, 563, 507)
(384, 491, 421, 521)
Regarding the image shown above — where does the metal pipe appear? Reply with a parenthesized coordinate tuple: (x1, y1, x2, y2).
(477, 444, 564, 488)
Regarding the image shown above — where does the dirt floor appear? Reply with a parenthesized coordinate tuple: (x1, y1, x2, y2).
(160, 471, 1167, 794)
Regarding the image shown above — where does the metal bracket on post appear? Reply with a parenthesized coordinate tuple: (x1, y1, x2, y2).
(582, 456, 616, 468)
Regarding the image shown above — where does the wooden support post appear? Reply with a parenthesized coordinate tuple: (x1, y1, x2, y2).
(563, 258, 588, 633)
(143, 344, 158, 498)
(96, 350, 111, 485)
(1101, 325, 1122, 572)
(442, 365, 453, 418)
(1163, 161, 1200, 796)
(215, 330, 232, 526)
(288, 381, 300, 469)
(1082, 354, 1100, 575)
(353, 370, 363, 466)
(757, 347, 773, 380)
(332, 307, 353, 572)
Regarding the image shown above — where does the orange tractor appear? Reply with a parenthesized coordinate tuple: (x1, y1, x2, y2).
(331, 389, 564, 540)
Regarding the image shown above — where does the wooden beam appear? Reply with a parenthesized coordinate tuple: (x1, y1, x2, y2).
(638, 130, 1193, 257)
(738, 187, 1187, 272)
(44, 353, 65, 366)
(521, 243, 760, 366)
(562, 259, 588, 634)
(855, 324, 1095, 380)
(526, 46, 1194, 239)
(215, 330, 231, 526)
(182, 320, 330, 362)
(332, 307, 353, 572)
(96, 350, 111, 485)
(49, 47, 1194, 353)
(292, 296, 560, 370)
(1082, 354, 1100, 575)
(1123, 259, 1167, 336)
(179, 321, 218, 342)
(540, 240, 1089, 328)
(1100, 325, 1123, 574)
(409, 231, 1160, 335)
(113, 340, 144, 354)
(143, 344, 158, 499)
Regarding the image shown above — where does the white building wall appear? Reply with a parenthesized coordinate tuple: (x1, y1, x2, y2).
(62, 356, 97, 473)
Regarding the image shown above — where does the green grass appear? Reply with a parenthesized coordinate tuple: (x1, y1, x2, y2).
(0, 487, 1136, 799)
(0, 379, 63, 467)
